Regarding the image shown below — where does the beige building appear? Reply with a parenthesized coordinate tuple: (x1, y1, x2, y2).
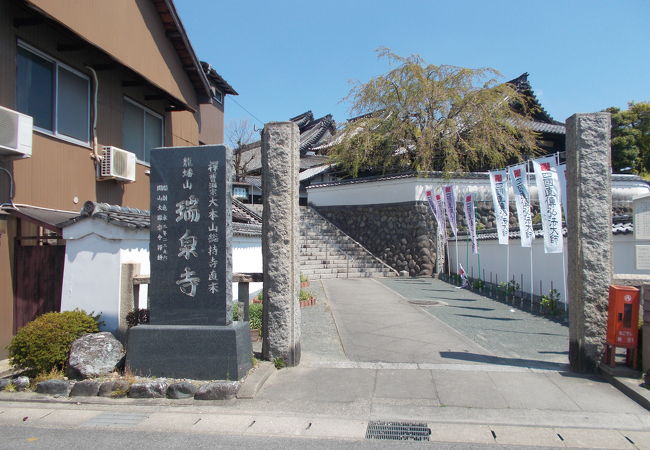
(0, 0, 236, 357)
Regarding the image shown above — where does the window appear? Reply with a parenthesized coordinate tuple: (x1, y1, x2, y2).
(122, 98, 163, 163)
(211, 86, 223, 104)
(16, 42, 90, 145)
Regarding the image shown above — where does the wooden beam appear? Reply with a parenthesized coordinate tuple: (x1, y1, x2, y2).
(144, 94, 165, 101)
(165, 30, 181, 39)
(90, 63, 116, 71)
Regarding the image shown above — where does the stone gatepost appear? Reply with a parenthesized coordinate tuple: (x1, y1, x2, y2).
(261, 122, 301, 366)
(566, 113, 612, 372)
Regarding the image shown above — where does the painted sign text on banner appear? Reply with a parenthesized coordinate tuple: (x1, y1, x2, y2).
(509, 164, 535, 247)
(464, 194, 478, 254)
(557, 163, 568, 225)
(425, 190, 441, 233)
(435, 192, 448, 243)
(533, 156, 563, 254)
(489, 170, 509, 245)
(443, 185, 458, 237)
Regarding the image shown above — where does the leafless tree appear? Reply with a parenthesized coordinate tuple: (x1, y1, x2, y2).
(227, 119, 258, 181)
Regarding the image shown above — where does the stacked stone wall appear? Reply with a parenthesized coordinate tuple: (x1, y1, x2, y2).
(315, 202, 437, 276)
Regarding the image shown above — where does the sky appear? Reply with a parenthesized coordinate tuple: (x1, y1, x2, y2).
(175, 0, 649, 142)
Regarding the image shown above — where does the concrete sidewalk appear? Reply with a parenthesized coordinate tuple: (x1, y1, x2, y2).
(2, 277, 650, 447)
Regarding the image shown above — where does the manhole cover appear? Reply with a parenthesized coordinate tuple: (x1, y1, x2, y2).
(408, 299, 447, 306)
(365, 420, 431, 441)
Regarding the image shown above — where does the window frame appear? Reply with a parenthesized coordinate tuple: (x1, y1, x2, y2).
(122, 96, 165, 164)
(16, 40, 91, 148)
(211, 86, 223, 105)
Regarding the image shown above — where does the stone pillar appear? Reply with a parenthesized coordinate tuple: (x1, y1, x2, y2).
(261, 122, 301, 366)
(566, 112, 612, 372)
(118, 262, 140, 343)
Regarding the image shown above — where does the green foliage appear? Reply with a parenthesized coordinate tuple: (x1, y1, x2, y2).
(541, 288, 561, 315)
(8, 310, 99, 376)
(329, 48, 541, 177)
(499, 280, 519, 296)
(273, 357, 286, 370)
(607, 102, 650, 174)
(300, 273, 308, 283)
(299, 289, 312, 302)
(126, 309, 149, 328)
(232, 302, 263, 332)
(4, 383, 16, 392)
(472, 279, 484, 290)
(532, 212, 541, 225)
(248, 303, 263, 332)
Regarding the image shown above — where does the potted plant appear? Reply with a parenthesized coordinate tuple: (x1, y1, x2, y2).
(300, 273, 310, 288)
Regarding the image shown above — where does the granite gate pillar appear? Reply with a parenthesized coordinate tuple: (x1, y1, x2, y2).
(261, 122, 301, 366)
(566, 113, 612, 372)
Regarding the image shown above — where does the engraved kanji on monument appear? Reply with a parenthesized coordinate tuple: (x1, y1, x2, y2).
(149, 145, 232, 325)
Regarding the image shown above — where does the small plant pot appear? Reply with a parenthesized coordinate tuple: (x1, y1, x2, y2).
(300, 281, 310, 288)
(299, 296, 316, 308)
(250, 328, 261, 342)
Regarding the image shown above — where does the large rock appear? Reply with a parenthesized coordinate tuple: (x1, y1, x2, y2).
(67, 332, 125, 379)
(13, 376, 30, 391)
(0, 379, 11, 391)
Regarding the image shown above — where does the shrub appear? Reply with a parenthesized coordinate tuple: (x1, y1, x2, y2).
(299, 289, 312, 302)
(541, 289, 561, 315)
(7, 310, 99, 376)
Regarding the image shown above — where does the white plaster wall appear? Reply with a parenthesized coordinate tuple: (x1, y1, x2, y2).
(308, 174, 649, 207)
(232, 235, 263, 298)
(448, 234, 649, 305)
(61, 219, 149, 334)
(61, 234, 122, 333)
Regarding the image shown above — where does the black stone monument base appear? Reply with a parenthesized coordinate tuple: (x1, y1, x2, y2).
(126, 322, 252, 381)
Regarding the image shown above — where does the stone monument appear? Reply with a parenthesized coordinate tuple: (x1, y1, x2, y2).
(566, 113, 612, 373)
(126, 145, 252, 380)
(261, 122, 301, 366)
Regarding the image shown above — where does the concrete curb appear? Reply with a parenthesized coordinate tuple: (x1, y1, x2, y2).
(600, 369, 650, 412)
(237, 361, 276, 399)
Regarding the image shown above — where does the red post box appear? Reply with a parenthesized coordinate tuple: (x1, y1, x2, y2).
(604, 285, 640, 368)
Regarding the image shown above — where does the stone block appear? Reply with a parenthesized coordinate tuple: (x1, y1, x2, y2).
(70, 380, 101, 397)
(98, 380, 130, 397)
(35, 380, 71, 396)
(0, 379, 11, 391)
(13, 376, 29, 391)
(126, 322, 252, 380)
(128, 381, 168, 398)
(194, 381, 240, 400)
(167, 382, 198, 399)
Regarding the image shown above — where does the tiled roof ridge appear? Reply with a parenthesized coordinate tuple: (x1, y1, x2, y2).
(82, 201, 149, 217)
(506, 72, 561, 125)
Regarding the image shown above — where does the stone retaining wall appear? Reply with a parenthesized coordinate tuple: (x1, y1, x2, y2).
(314, 202, 437, 276)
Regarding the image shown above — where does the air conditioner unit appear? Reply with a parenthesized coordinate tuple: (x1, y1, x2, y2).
(0, 105, 32, 158)
(98, 146, 136, 182)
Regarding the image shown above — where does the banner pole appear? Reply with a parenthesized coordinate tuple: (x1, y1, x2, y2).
(562, 244, 568, 312)
(455, 235, 459, 276)
(506, 244, 510, 301)
(530, 246, 534, 309)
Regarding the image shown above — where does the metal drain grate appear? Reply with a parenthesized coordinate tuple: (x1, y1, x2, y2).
(365, 421, 431, 441)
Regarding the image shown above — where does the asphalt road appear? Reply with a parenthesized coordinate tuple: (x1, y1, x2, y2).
(0, 425, 572, 450)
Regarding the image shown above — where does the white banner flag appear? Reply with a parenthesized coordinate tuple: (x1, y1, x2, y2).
(435, 191, 448, 243)
(489, 170, 509, 245)
(557, 163, 568, 224)
(464, 194, 478, 254)
(533, 156, 563, 254)
(443, 185, 457, 237)
(509, 164, 535, 247)
(425, 190, 442, 233)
